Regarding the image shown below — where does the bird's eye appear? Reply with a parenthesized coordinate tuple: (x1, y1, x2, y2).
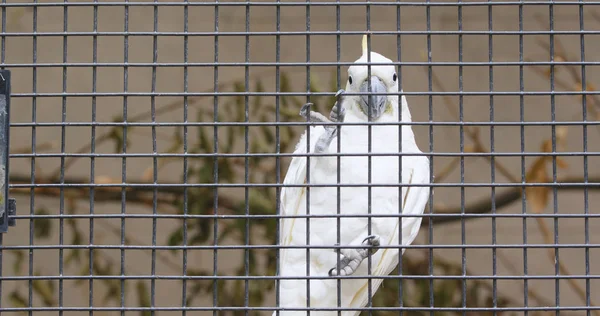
(393, 73, 397, 82)
(348, 76, 353, 85)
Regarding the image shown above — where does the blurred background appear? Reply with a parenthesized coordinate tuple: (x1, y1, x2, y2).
(0, 0, 599, 315)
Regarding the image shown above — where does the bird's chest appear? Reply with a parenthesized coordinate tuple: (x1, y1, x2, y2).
(309, 126, 401, 212)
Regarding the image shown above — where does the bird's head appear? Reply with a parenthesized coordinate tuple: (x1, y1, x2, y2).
(345, 35, 399, 121)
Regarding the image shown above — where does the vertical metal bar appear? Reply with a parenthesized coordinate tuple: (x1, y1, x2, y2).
(150, 0, 159, 314)
(425, 0, 434, 314)
(365, 10, 373, 316)
(28, 0, 38, 313)
(0, 0, 4, 65)
(0, 0, 5, 306)
(244, 2, 250, 315)
(579, 2, 590, 315)
(59, 0, 69, 313)
(488, 2, 497, 315)
(0, 0, 6, 296)
(518, 1, 528, 315)
(121, 0, 130, 313)
(304, 0, 311, 314)
(89, 0, 99, 313)
(274, 0, 281, 314)
(212, 1, 219, 314)
(335, 0, 341, 314)
(365, 4, 374, 313)
(396, 2, 404, 314)
(548, 5, 559, 315)
(182, 0, 189, 314)
(458, 1, 466, 314)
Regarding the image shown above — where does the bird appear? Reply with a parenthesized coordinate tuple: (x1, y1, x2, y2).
(274, 35, 431, 316)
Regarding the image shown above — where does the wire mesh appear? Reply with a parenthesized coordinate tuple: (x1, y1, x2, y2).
(0, 0, 598, 315)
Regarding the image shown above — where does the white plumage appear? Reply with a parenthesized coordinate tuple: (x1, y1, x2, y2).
(275, 36, 430, 316)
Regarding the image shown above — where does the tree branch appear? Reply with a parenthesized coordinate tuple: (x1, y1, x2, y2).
(8, 174, 598, 226)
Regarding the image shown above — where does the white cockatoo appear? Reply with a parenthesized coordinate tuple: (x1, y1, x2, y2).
(275, 35, 430, 316)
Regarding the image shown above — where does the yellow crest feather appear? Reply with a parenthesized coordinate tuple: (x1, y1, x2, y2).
(362, 34, 368, 56)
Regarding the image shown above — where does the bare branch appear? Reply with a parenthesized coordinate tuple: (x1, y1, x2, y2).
(9, 174, 598, 227)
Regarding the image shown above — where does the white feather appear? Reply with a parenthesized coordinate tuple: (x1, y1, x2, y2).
(274, 37, 430, 316)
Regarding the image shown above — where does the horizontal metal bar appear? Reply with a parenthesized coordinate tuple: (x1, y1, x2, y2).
(0, 1, 596, 7)
(0, 306, 597, 313)
(7, 182, 599, 188)
(1, 243, 599, 251)
(1, 30, 600, 37)
(0, 307, 597, 313)
(10, 121, 600, 128)
(10, 91, 600, 97)
(0, 273, 599, 282)
(8, 152, 600, 159)
(3, 61, 600, 68)
(9, 213, 600, 220)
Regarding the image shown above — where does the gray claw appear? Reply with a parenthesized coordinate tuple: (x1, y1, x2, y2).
(300, 102, 330, 123)
(330, 90, 346, 123)
(315, 91, 346, 153)
(299, 103, 313, 120)
(362, 235, 380, 256)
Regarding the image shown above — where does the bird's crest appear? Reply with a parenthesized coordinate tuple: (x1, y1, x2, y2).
(361, 34, 368, 56)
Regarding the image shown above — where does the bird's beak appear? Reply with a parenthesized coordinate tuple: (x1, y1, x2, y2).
(359, 76, 387, 120)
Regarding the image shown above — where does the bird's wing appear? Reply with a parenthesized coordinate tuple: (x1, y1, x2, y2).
(279, 126, 325, 255)
(346, 155, 431, 312)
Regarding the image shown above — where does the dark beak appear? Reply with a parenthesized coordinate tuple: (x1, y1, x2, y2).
(359, 76, 387, 120)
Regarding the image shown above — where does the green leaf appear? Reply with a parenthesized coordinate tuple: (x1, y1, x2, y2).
(8, 291, 27, 308)
(33, 208, 52, 239)
(218, 158, 233, 183)
(186, 282, 205, 306)
(12, 250, 24, 274)
(32, 278, 56, 306)
(259, 119, 275, 145)
(196, 110, 213, 153)
(136, 281, 151, 316)
(167, 226, 184, 252)
(253, 80, 265, 112)
(233, 81, 245, 110)
(189, 218, 211, 244)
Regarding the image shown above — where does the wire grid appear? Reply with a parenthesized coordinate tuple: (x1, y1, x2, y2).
(0, 0, 597, 315)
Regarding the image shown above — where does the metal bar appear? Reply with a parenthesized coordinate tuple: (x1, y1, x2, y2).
(150, 0, 159, 313)
(244, 2, 250, 314)
(212, 2, 219, 314)
(58, 0, 68, 312)
(579, 1, 591, 314)
(2, 273, 600, 281)
(181, 0, 189, 314)
(89, 0, 99, 313)
(2, 243, 600, 251)
(0, 1, 597, 7)
(120, 0, 130, 312)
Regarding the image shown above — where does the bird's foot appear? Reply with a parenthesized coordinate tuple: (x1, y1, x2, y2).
(299, 103, 330, 123)
(328, 89, 346, 123)
(328, 235, 381, 276)
(314, 90, 346, 153)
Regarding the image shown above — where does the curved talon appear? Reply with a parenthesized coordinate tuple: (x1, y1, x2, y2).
(362, 235, 380, 246)
(362, 235, 380, 255)
(299, 103, 313, 119)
